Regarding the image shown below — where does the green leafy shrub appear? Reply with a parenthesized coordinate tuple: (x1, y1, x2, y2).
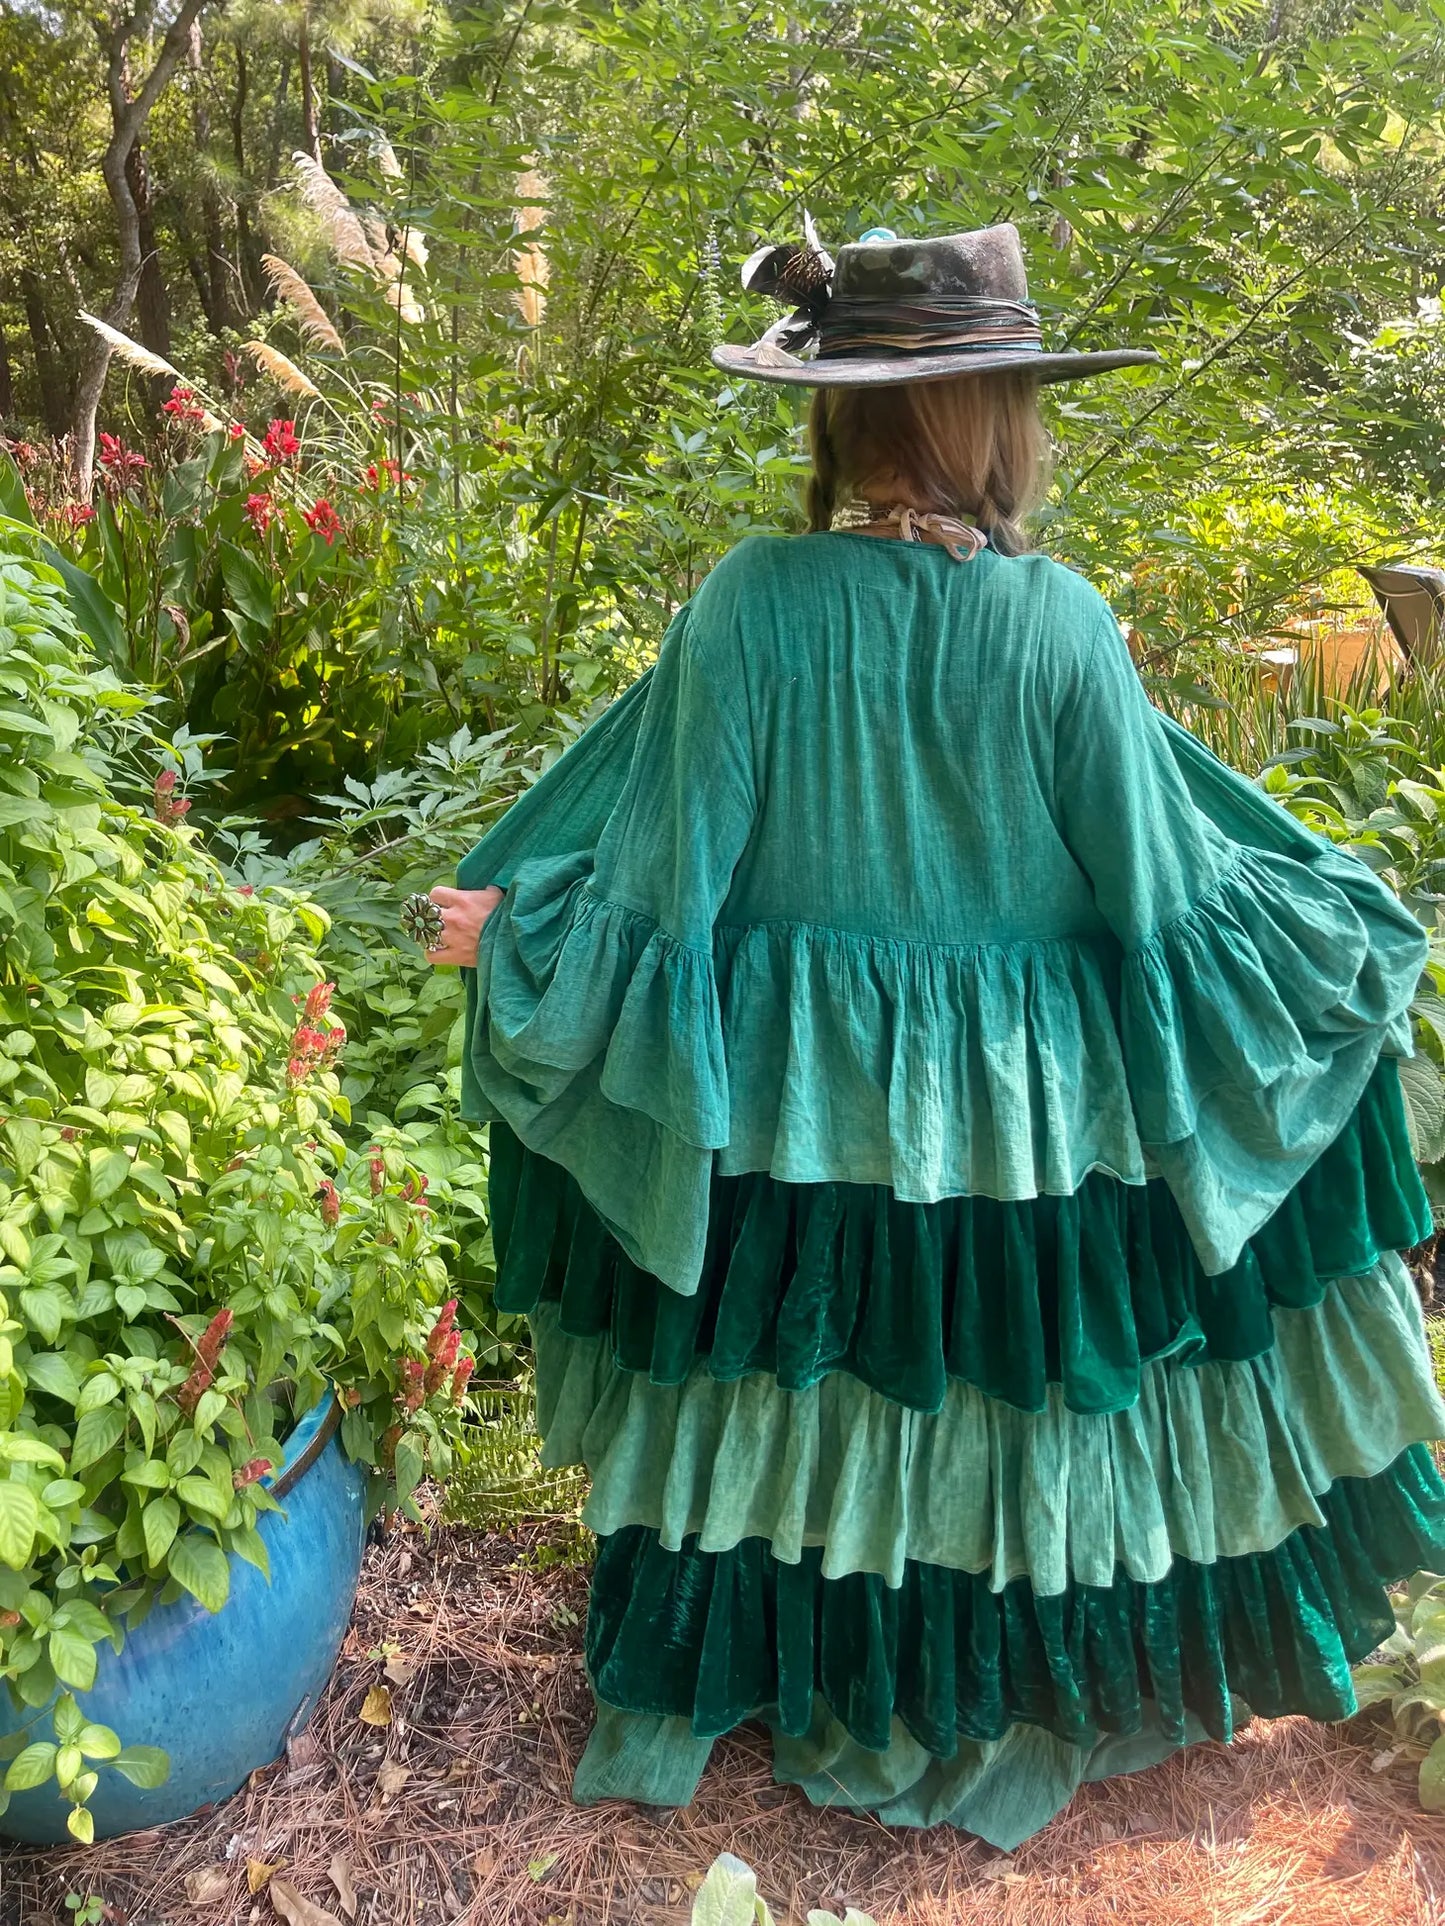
(213, 722, 537, 1370)
(0, 547, 475, 1836)
(1351, 1573, 1445, 1811)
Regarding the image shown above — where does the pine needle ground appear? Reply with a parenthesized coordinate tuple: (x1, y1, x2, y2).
(3, 1515, 1444, 1926)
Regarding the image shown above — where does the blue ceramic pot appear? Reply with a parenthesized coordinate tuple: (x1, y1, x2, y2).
(0, 1395, 367, 1843)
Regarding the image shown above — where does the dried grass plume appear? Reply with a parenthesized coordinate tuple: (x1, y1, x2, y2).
(245, 340, 322, 400)
(512, 167, 549, 330)
(78, 312, 183, 383)
(261, 255, 346, 355)
(292, 151, 377, 275)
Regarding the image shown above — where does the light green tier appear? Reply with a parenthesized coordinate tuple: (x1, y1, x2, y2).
(534, 1254, 1445, 1593)
(574, 1699, 1211, 1852)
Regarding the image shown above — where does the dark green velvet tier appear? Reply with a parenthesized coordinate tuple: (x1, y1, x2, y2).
(585, 1445, 1445, 1757)
(491, 1056, 1428, 1416)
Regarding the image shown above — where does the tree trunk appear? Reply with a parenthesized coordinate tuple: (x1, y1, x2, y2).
(0, 319, 13, 422)
(231, 43, 263, 312)
(266, 50, 292, 189)
(70, 0, 222, 492)
(298, 6, 319, 161)
(189, 19, 233, 332)
(124, 139, 173, 361)
(21, 269, 68, 437)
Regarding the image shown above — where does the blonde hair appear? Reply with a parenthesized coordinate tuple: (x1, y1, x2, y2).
(806, 372, 1049, 556)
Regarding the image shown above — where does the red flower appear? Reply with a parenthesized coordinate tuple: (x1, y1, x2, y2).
(232, 1457, 272, 1489)
(361, 457, 412, 491)
(396, 1357, 426, 1415)
(63, 503, 97, 528)
(96, 433, 148, 492)
(304, 980, 334, 1023)
(423, 1327, 461, 1397)
(401, 1173, 429, 1209)
(287, 1015, 342, 1084)
(369, 1151, 386, 1195)
(302, 498, 341, 545)
(176, 1308, 233, 1416)
(426, 1300, 458, 1358)
(450, 1355, 475, 1405)
(153, 767, 191, 826)
(245, 491, 274, 535)
(316, 1178, 340, 1226)
(161, 384, 207, 428)
(262, 418, 301, 463)
(9, 440, 38, 468)
(228, 422, 245, 441)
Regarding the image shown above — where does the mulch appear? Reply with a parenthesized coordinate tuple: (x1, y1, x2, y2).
(4, 1516, 1445, 1926)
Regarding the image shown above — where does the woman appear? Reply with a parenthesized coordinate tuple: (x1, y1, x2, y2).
(426, 224, 1445, 1849)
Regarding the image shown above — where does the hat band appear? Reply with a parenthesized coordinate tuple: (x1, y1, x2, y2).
(816, 295, 1042, 361)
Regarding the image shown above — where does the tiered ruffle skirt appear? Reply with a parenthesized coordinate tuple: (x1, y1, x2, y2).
(490, 1058, 1445, 1847)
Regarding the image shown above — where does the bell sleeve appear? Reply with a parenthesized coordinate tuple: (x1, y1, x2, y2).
(1054, 606, 1426, 1275)
(467, 607, 756, 1296)
(457, 665, 653, 1124)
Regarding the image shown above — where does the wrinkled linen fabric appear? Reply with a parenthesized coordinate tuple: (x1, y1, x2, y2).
(527, 1265, 1445, 1592)
(457, 532, 1440, 1844)
(463, 535, 1424, 1294)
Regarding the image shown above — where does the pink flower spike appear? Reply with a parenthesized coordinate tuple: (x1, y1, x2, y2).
(303, 980, 334, 1023)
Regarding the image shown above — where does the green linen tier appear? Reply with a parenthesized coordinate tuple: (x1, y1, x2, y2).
(460, 535, 1425, 1297)
(528, 1263, 1445, 1593)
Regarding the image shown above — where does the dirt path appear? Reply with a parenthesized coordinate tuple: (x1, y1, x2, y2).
(4, 1522, 1444, 1926)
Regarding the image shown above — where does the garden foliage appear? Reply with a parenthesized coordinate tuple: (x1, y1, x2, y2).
(0, 545, 474, 1834)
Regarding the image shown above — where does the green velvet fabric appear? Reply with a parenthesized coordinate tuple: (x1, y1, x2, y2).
(585, 1446, 1445, 1760)
(531, 1261, 1445, 1591)
(490, 1057, 1427, 1417)
(460, 536, 1426, 1296)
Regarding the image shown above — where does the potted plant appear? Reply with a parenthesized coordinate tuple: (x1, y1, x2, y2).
(0, 545, 474, 1841)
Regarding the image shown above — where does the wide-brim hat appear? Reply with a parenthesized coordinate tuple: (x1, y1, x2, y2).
(711, 220, 1160, 389)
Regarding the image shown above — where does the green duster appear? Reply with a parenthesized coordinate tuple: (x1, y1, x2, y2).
(458, 531, 1445, 1847)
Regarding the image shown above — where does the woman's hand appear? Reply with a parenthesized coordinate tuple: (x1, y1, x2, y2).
(422, 886, 504, 968)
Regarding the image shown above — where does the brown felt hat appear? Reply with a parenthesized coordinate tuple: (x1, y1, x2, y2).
(711, 220, 1160, 389)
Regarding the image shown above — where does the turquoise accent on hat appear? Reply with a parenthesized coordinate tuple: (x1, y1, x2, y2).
(858, 226, 897, 242)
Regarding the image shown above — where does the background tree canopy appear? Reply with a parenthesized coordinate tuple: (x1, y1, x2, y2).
(2, 0, 1444, 764)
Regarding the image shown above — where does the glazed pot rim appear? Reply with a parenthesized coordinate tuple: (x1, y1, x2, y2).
(270, 1392, 343, 1501)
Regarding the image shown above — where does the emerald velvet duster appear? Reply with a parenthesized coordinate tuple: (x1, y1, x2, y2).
(458, 531, 1445, 1847)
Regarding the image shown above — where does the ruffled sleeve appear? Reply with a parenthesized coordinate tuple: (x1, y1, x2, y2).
(1055, 610, 1426, 1275)
(457, 667, 653, 1123)
(466, 607, 756, 1295)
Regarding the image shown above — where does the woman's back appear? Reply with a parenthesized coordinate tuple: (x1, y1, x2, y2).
(703, 533, 1109, 947)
